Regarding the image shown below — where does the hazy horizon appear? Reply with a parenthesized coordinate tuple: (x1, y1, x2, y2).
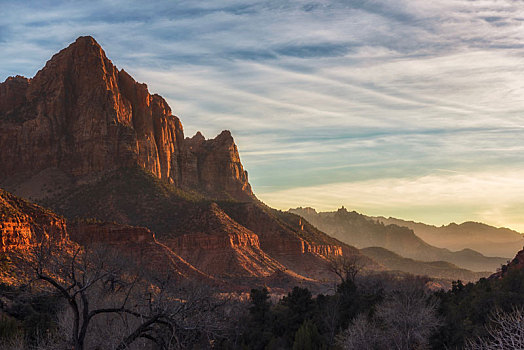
(2, 1, 524, 232)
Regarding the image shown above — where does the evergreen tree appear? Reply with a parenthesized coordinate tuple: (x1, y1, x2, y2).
(292, 319, 324, 350)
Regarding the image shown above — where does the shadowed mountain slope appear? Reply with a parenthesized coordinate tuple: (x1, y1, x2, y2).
(0, 188, 213, 285)
(360, 247, 489, 282)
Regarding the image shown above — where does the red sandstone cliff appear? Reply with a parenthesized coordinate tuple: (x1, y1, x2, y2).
(0, 189, 68, 251)
(69, 222, 155, 246)
(220, 203, 367, 279)
(69, 221, 213, 280)
(0, 36, 253, 201)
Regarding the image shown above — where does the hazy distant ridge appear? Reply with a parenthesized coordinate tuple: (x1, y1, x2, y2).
(290, 207, 508, 272)
(375, 217, 523, 258)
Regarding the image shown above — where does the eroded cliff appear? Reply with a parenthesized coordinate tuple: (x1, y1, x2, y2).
(0, 189, 68, 251)
(0, 36, 253, 201)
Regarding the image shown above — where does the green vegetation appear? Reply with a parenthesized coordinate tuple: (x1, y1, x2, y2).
(433, 268, 524, 349)
(40, 167, 208, 237)
(241, 263, 524, 349)
(241, 276, 389, 349)
(1, 264, 524, 349)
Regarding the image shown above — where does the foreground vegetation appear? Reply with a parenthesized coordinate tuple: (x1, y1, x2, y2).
(1, 247, 523, 349)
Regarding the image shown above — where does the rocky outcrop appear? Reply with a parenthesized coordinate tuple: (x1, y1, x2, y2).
(182, 131, 252, 201)
(0, 36, 253, 201)
(219, 203, 367, 280)
(0, 76, 29, 115)
(0, 189, 68, 251)
(223, 203, 347, 258)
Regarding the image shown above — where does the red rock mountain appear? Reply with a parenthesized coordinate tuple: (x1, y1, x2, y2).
(0, 37, 367, 288)
(0, 36, 252, 201)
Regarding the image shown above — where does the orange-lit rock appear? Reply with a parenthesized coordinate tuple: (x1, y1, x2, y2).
(490, 247, 524, 279)
(0, 189, 68, 251)
(69, 221, 213, 281)
(0, 36, 253, 201)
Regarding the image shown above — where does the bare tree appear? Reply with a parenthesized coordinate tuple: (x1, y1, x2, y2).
(375, 289, 441, 350)
(18, 241, 236, 350)
(327, 255, 364, 284)
(338, 275, 441, 350)
(338, 313, 385, 350)
(465, 306, 524, 350)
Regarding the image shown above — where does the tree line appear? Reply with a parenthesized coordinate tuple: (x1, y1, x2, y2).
(1, 245, 523, 349)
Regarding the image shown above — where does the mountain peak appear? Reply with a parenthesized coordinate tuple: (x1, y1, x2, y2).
(46, 35, 107, 67)
(217, 129, 232, 139)
(74, 35, 99, 45)
(65, 35, 106, 58)
(0, 37, 255, 202)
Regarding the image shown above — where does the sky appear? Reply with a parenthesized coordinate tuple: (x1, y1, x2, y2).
(1, 0, 524, 231)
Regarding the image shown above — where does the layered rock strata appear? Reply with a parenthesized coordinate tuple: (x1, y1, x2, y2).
(0, 189, 68, 251)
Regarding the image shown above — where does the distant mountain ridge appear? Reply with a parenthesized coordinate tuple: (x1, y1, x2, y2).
(374, 217, 523, 258)
(360, 247, 489, 282)
(289, 207, 508, 272)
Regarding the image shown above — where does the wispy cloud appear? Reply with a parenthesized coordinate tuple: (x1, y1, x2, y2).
(1, 0, 524, 229)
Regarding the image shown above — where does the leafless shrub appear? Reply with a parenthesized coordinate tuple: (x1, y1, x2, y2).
(0, 335, 26, 350)
(339, 313, 385, 350)
(465, 306, 524, 350)
(338, 274, 441, 350)
(328, 255, 365, 284)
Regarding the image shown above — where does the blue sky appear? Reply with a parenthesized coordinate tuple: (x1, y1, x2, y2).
(2, 0, 524, 231)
